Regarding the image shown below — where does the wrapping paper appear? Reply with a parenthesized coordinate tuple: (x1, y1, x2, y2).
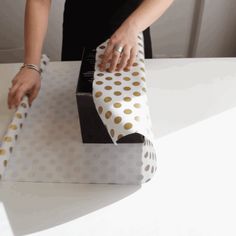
(93, 33, 157, 175)
(94, 34, 153, 144)
(0, 34, 157, 184)
(0, 55, 50, 180)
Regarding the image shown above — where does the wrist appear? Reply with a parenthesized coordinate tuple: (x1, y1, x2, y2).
(123, 17, 141, 34)
(20, 63, 42, 75)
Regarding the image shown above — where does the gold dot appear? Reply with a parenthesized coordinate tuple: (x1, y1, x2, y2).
(141, 67, 145, 72)
(123, 97, 131, 102)
(114, 81, 122, 85)
(133, 91, 141, 96)
(105, 111, 112, 119)
(15, 113, 22, 119)
(118, 134, 124, 140)
(105, 86, 112, 90)
(3, 160, 7, 167)
(0, 148, 6, 155)
(114, 103, 122, 108)
(134, 103, 141, 108)
(124, 122, 133, 130)
(96, 81, 103, 85)
(139, 50, 144, 55)
(140, 59, 144, 63)
(115, 73, 121, 76)
(98, 106, 103, 114)
(132, 82, 140, 86)
(123, 77, 131, 81)
(123, 86, 131, 91)
(21, 103, 27, 108)
(133, 62, 138, 66)
(114, 116, 122, 124)
(105, 77, 112, 80)
(135, 116, 140, 121)
(141, 77, 145, 82)
(142, 87, 147, 92)
(95, 91, 102, 98)
(97, 73, 104, 77)
(124, 109, 132, 114)
(132, 72, 139, 76)
(124, 68, 130, 72)
(114, 91, 122, 96)
(3, 136, 12, 142)
(9, 124, 17, 130)
(110, 129, 115, 137)
(104, 97, 112, 103)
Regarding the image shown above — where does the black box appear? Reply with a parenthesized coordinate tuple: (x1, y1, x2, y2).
(76, 47, 144, 143)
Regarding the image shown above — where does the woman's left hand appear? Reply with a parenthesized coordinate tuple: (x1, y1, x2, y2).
(99, 22, 139, 72)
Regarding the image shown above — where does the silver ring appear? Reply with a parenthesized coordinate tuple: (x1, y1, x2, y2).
(114, 45, 123, 53)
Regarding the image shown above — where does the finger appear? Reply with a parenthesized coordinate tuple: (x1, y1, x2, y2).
(28, 85, 40, 106)
(100, 42, 114, 71)
(109, 50, 121, 72)
(8, 82, 23, 108)
(126, 47, 137, 69)
(9, 81, 23, 96)
(117, 46, 131, 71)
(13, 84, 28, 108)
(98, 56, 112, 69)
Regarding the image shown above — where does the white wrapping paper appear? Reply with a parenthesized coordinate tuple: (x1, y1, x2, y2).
(0, 54, 50, 180)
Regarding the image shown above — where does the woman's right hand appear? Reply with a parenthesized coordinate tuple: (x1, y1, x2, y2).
(8, 67, 41, 109)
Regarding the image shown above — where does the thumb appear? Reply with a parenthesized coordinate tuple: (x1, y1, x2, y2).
(28, 86, 40, 107)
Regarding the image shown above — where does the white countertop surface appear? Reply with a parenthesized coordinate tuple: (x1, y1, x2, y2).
(0, 58, 236, 236)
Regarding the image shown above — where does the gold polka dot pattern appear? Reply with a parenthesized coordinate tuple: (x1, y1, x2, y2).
(92, 33, 157, 183)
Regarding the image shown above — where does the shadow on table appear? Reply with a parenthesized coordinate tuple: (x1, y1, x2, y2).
(0, 181, 140, 236)
(146, 58, 236, 138)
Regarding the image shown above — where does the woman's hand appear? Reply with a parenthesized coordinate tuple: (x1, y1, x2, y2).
(8, 67, 41, 109)
(99, 21, 139, 72)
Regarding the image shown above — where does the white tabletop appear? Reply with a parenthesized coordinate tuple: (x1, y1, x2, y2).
(0, 58, 236, 236)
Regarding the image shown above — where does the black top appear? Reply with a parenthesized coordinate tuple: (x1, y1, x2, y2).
(61, 0, 152, 60)
(63, 0, 142, 47)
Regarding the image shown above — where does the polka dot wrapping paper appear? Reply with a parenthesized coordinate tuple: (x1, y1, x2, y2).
(0, 34, 157, 184)
(93, 34, 154, 144)
(93, 33, 157, 182)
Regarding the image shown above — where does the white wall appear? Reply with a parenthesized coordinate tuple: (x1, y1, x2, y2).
(0, 0, 235, 63)
(151, 0, 196, 58)
(0, 0, 64, 63)
(195, 0, 236, 57)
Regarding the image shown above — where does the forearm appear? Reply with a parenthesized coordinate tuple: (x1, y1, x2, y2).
(24, 0, 51, 67)
(123, 0, 174, 33)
